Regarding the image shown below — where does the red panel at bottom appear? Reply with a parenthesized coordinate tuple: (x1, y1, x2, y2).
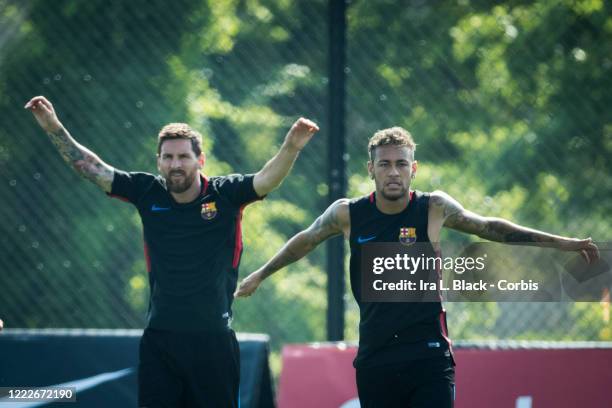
(278, 344, 612, 408)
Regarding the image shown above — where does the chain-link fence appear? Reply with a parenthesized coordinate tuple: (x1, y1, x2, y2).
(1, 0, 610, 358)
(342, 0, 611, 342)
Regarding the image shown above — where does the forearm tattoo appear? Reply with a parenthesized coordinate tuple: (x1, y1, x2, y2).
(501, 230, 541, 243)
(434, 193, 556, 244)
(260, 242, 305, 279)
(48, 128, 113, 191)
(48, 127, 83, 162)
(260, 199, 347, 278)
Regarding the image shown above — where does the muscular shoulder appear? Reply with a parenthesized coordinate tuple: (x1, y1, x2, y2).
(331, 198, 350, 228)
(429, 190, 464, 218)
(305, 198, 350, 243)
(110, 170, 159, 200)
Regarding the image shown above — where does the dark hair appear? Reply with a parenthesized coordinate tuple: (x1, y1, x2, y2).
(368, 127, 416, 161)
(157, 123, 202, 156)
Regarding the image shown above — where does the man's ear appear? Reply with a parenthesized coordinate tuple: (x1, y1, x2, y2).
(198, 152, 206, 168)
(411, 160, 418, 178)
(367, 160, 374, 179)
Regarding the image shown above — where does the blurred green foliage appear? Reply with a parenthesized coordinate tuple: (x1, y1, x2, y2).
(0, 0, 610, 350)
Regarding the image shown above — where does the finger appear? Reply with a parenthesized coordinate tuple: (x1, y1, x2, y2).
(25, 98, 40, 109)
(25, 96, 46, 108)
(28, 97, 52, 113)
(24, 97, 39, 108)
(39, 98, 53, 112)
(304, 120, 319, 129)
(589, 244, 600, 261)
(33, 101, 52, 115)
(580, 249, 590, 264)
(296, 117, 318, 128)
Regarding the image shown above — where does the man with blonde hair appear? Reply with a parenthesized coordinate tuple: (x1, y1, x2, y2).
(236, 126, 598, 408)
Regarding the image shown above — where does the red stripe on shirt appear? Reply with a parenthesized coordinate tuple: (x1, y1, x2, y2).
(232, 204, 247, 268)
(231, 188, 265, 269)
(201, 174, 209, 195)
(143, 239, 151, 273)
(107, 193, 130, 203)
(369, 190, 414, 204)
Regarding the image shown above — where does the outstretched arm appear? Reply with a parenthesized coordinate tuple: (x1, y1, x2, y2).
(234, 198, 350, 297)
(429, 191, 599, 263)
(25, 96, 114, 193)
(252, 117, 319, 197)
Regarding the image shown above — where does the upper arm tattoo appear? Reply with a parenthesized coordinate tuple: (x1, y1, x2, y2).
(444, 209, 488, 236)
(259, 199, 349, 278)
(306, 199, 349, 246)
(433, 192, 554, 243)
(432, 192, 490, 236)
(48, 128, 114, 192)
(430, 193, 463, 220)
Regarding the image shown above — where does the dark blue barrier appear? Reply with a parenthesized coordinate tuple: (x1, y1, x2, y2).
(0, 329, 274, 407)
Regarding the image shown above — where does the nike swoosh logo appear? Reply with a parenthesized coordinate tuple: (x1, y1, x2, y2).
(357, 235, 377, 244)
(151, 204, 171, 212)
(0, 367, 133, 407)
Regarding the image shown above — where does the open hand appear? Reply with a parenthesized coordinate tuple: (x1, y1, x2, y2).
(284, 117, 319, 151)
(561, 238, 600, 264)
(24, 96, 63, 133)
(234, 271, 263, 298)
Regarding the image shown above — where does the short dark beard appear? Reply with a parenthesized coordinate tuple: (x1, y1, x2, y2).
(165, 171, 195, 193)
(380, 189, 407, 201)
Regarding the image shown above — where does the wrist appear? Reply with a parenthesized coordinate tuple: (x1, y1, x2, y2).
(256, 268, 272, 281)
(282, 139, 302, 154)
(46, 122, 64, 134)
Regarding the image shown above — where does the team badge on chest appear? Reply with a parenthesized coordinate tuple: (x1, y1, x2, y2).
(201, 201, 217, 220)
(399, 227, 417, 246)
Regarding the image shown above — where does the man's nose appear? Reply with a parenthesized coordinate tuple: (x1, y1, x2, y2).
(170, 158, 182, 169)
(389, 165, 400, 176)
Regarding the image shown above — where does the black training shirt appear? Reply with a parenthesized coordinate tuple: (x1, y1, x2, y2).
(109, 170, 260, 331)
(349, 191, 453, 368)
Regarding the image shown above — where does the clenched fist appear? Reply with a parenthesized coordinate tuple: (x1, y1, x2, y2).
(284, 117, 319, 151)
(25, 96, 63, 133)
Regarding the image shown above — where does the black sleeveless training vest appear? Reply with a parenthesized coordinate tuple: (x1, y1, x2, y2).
(349, 190, 454, 368)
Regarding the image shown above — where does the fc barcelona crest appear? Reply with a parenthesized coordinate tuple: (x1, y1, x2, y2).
(399, 227, 417, 246)
(201, 201, 217, 220)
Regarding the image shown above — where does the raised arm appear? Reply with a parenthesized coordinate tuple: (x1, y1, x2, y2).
(234, 198, 350, 298)
(24, 96, 114, 193)
(252, 117, 319, 197)
(429, 190, 599, 263)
